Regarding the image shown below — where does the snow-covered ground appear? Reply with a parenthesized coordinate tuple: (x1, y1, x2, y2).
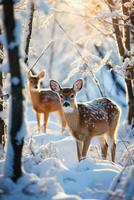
(1, 106, 134, 200)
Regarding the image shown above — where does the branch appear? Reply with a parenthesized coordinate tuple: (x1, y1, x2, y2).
(55, 19, 104, 97)
(28, 40, 54, 73)
(24, 2, 35, 65)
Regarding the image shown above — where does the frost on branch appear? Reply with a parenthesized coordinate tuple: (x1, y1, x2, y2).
(64, 50, 111, 84)
(114, 52, 134, 80)
(123, 2, 134, 9)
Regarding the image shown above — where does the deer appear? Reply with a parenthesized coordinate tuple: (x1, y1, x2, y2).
(50, 79, 121, 162)
(28, 70, 66, 133)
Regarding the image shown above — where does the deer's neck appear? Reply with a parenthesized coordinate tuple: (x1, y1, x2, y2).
(29, 87, 40, 109)
(64, 106, 79, 132)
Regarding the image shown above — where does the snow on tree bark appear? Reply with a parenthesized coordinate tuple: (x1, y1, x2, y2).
(3, 0, 24, 181)
(106, 0, 134, 125)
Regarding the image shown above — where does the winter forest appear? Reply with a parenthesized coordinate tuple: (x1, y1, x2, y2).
(0, 0, 134, 199)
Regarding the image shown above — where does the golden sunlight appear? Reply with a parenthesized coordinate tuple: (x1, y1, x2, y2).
(66, 0, 102, 16)
(67, 0, 88, 11)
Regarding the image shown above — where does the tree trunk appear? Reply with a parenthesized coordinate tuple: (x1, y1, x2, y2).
(122, 0, 134, 125)
(0, 27, 6, 147)
(107, 0, 125, 57)
(107, 0, 134, 125)
(126, 79, 134, 124)
(3, 0, 24, 182)
(130, 8, 134, 44)
(122, 0, 130, 51)
(24, 2, 35, 67)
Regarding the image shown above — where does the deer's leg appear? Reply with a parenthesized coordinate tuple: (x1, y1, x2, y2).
(81, 138, 91, 160)
(58, 109, 66, 133)
(76, 140, 83, 162)
(100, 136, 108, 160)
(111, 142, 116, 162)
(106, 133, 117, 162)
(36, 113, 40, 133)
(108, 120, 118, 162)
(44, 112, 49, 133)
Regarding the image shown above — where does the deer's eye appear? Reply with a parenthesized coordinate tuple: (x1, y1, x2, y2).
(70, 94, 74, 98)
(60, 94, 63, 99)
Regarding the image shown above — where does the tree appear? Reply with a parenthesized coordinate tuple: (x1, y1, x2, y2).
(24, 2, 35, 67)
(106, 0, 134, 125)
(0, 27, 5, 147)
(3, 0, 24, 182)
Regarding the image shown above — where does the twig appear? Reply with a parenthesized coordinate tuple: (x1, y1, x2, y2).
(119, 134, 134, 163)
(55, 19, 104, 97)
(29, 136, 35, 157)
(54, 8, 113, 37)
(28, 40, 54, 73)
(105, 165, 127, 200)
(106, 135, 134, 199)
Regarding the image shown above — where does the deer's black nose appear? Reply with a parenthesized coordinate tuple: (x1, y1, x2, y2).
(63, 102, 70, 107)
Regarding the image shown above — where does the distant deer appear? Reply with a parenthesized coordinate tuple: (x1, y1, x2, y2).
(28, 70, 66, 133)
(50, 79, 120, 162)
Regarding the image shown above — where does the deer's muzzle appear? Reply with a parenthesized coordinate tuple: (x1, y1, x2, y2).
(63, 101, 70, 107)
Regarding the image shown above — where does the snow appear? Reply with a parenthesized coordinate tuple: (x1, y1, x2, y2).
(0, 113, 125, 200)
(11, 77, 20, 85)
(0, 111, 6, 121)
(3, 97, 14, 178)
(3, 134, 14, 178)
(0, 106, 133, 199)
(15, 118, 27, 145)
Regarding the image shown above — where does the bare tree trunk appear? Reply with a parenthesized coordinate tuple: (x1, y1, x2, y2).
(128, 8, 134, 125)
(24, 2, 35, 67)
(107, 0, 125, 57)
(3, 0, 24, 182)
(126, 79, 134, 124)
(122, 0, 130, 51)
(130, 9, 134, 44)
(0, 27, 5, 147)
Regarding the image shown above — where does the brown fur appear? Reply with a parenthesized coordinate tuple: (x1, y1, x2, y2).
(64, 100, 120, 162)
(28, 71, 66, 133)
(50, 79, 121, 162)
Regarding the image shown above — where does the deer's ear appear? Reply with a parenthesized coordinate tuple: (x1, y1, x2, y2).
(38, 70, 45, 79)
(50, 80, 61, 92)
(28, 70, 34, 78)
(73, 79, 83, 92)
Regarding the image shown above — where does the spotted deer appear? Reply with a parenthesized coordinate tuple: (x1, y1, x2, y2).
(50, 79, 121, 162)
(28, 70, 66, 133)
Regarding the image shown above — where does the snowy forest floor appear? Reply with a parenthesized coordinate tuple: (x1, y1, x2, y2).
(0, 104, 134, 200)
